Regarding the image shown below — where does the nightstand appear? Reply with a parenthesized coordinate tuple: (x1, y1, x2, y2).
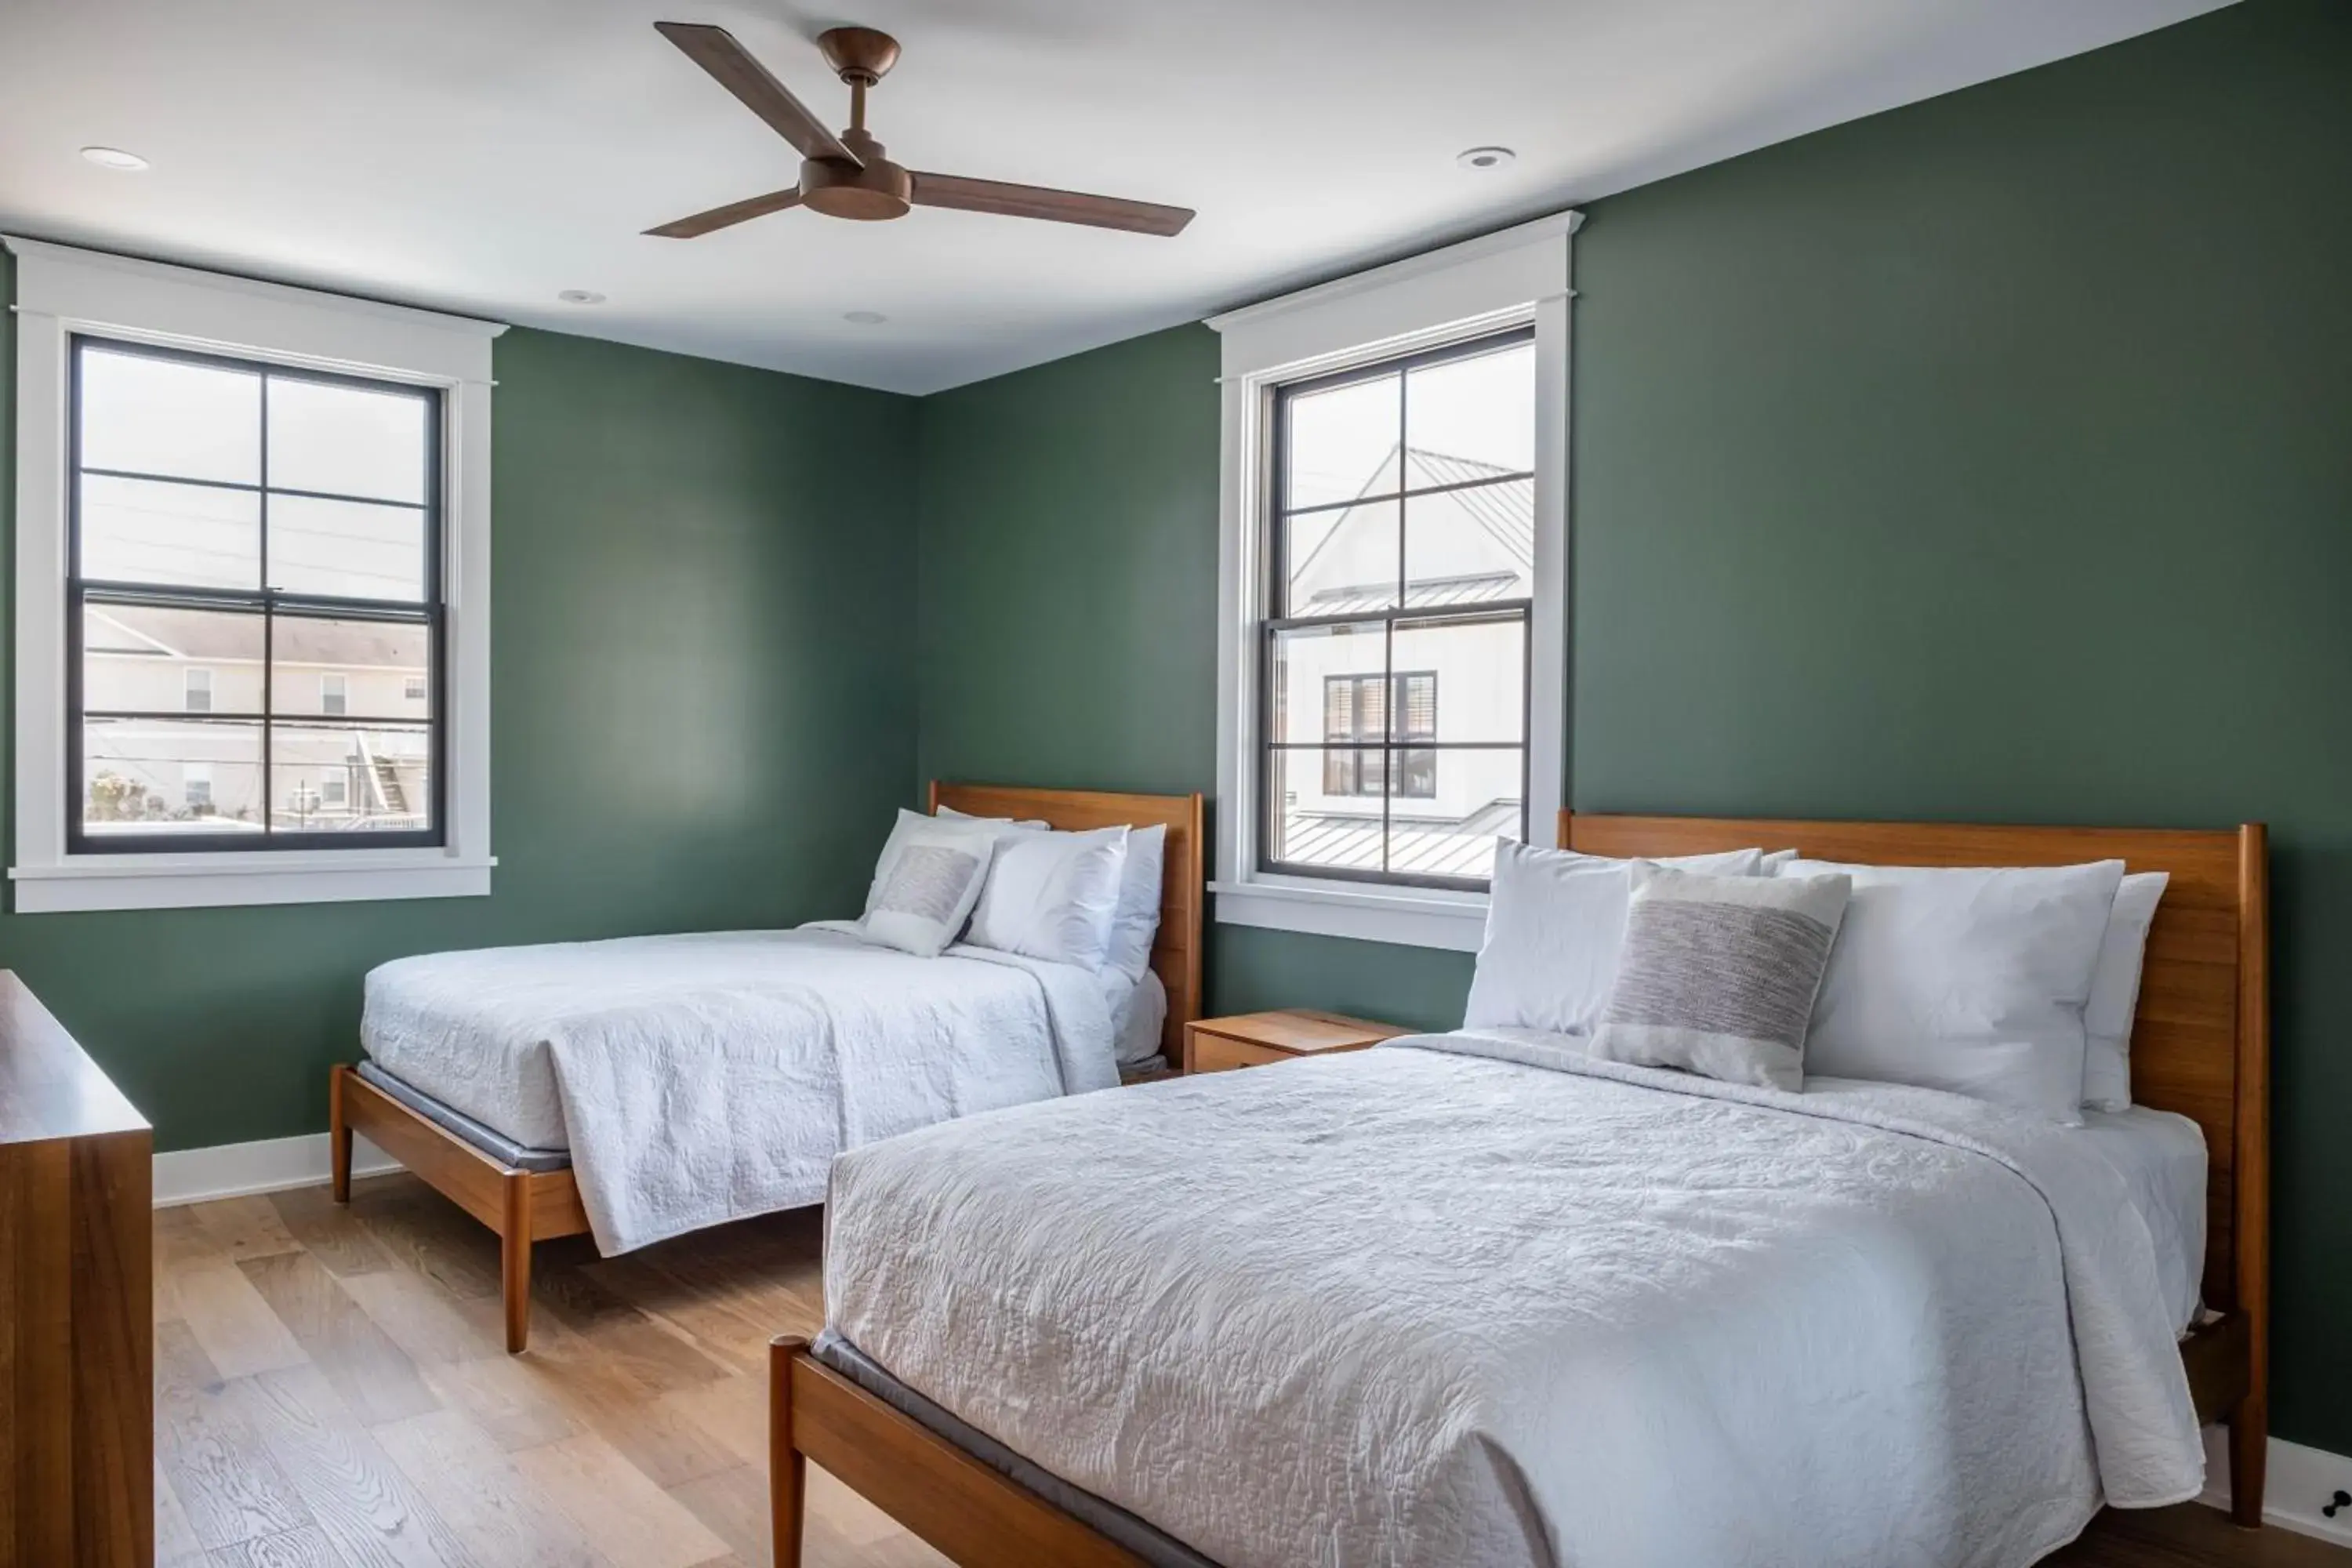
(1182, 1009, 1409, 1074)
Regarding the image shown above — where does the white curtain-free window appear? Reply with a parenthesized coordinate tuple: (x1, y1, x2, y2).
(5, 236, 500, 913)
(1208, 213, 1577, 953)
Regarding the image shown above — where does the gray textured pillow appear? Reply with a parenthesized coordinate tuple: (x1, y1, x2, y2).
(859, 820, 999, 957)
(1592, 862, 1852, 1092)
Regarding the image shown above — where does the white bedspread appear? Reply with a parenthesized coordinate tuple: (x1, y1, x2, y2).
(364, 927, 1117, 1254)
(825, 1032, 2203, 1568)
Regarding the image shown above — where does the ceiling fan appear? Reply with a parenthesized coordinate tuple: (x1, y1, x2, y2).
(645, 22, 1196, 240)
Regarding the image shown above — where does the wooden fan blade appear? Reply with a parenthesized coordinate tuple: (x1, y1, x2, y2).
(655, 21, 859, 168)
(909, 172, 1193, 236)
(644, 188, 804, 239)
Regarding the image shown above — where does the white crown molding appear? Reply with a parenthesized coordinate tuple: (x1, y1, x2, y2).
(2, 234, 507, 342)
(1207, 210, 1582, 336)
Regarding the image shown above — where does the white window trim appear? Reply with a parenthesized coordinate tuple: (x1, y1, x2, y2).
(5, 235, 502, 913)
(1207, 211, 1579, 953)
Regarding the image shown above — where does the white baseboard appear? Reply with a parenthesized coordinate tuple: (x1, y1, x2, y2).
(154, 1131, 397, 1207)
(2198, 1425, 2352, 1546)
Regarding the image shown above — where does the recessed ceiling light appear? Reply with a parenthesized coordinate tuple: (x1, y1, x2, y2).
(556, 289, 606, 305)
(80, 146, 149, 172)
(1455, 146, 1516, 172)
(844, 310, 887, 325)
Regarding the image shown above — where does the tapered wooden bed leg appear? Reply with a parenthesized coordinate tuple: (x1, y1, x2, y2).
(501, 1171, 533, 1354)
(2230, 1394, 2267, 1526)
(329, 1066, 354, 1203)
(772, 1336, 809, 1568)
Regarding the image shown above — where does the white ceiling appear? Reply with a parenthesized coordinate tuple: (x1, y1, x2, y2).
(1, 0, 2227, 396)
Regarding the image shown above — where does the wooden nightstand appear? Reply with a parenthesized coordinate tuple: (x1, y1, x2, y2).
(1182, 1009, 1409, 1074)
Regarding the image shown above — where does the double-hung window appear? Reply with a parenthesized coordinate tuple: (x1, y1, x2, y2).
(1264, 328, 1534, 887)
(7, 236, 499, 913)
(1210, 215, 1576, 950)
(69, 339, 441, 851)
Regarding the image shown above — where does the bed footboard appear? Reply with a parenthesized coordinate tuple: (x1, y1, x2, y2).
(769, 1336, 1149, 1568)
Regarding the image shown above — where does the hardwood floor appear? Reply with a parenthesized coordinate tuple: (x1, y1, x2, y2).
(156, 1172, 2345, 1568)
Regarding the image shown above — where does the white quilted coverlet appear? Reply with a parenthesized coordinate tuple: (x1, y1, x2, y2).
(364, 927, 1117, 1254)
(825, 1031, 2202, 1568)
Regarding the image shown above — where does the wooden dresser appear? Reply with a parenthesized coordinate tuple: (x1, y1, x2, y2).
(0, 971, 151, 1568)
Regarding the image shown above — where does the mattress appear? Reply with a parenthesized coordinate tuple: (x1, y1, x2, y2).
(823, 1033, 2204, 1568)
(362, 924, 1125, 1254)
(353, 1059, 570, 1172)
(363, 927, 1145, 1152)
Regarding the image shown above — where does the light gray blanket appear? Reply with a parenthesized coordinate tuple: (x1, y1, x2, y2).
(824, 1032, 2201, 1568)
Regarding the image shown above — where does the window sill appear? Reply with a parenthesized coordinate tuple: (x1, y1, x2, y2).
(10, 851, 496, 913)
(1210, 876, 1488, 953)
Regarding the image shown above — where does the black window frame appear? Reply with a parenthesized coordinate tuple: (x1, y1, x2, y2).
(1321, 670, 1437, 799)
(66, 335, 446, 855)
(1258, 326, 1534, 891)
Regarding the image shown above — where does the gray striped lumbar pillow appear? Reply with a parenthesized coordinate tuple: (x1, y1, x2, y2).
(1592, 862, 1852, 1092)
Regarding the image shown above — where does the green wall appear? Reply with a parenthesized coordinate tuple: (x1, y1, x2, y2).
(2, 0, 2345, 1457)
(912, 0, 2352, 1451)
(0, 285, 922, 1152)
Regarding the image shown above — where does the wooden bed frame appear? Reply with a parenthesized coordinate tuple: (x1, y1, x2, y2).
(328, 782, 1205, 1353)
(768, 811, 2270, 1567)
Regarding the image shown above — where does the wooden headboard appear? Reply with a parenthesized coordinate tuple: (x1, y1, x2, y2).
(1561, 811, 2268, 1342)
(931, 782, 1205, 1070)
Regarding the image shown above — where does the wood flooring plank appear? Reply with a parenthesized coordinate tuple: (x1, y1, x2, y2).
(339, 1265, 505, 1367)
(657, 1376, 765, 1471)
(207, 1524, 347, 1567)
(270, 1185, 399, 1279)
(158, 1203, 223, 1269)
(661, 1465, 767, 1566)
(226, 1363, 474, 1568)
(373, 1407, 618, 1568)
(511, 1431, 734, 1568)
(239, 1250, 440, 1426)
(530, 1258, 735, 1395)
(2052, 1506, 2352, 1566)
(515, 1332, 742, 1490)
(352, 1185, 503, 1303)
(158, 1459, 212, 1567)
(191, 1196, 305, 1264)
(416, 1354, 585, 1454)
(473, 1290, 741, 1488)
(575, 1254, 776, 1374)
(155, 1321, 316, 1551)
(176, 1263, 312, 1378)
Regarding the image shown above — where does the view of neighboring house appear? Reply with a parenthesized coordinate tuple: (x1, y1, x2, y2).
(1270, 442, 1530, 880)
(82, 602, 430, 834)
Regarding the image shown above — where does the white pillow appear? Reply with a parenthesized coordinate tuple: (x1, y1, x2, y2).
(1112, 967, 1169, 1067)
(1783, 857, 2126, 1123)
(943, 806, 1166, 982)
(858, 818, 1000, 957)
(966, 824, 1131, 971)
(866, 807, 1026, 916)
(1101, 823, 1167, 982)
(2080, 872, 2169, 1112)
(1462, 840, 1772, 1036)
(937, 804, 1049, 830)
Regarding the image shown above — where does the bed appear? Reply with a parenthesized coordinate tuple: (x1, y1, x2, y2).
(328, 782, 1203, 1352)
(768, 811, 2268, 1567)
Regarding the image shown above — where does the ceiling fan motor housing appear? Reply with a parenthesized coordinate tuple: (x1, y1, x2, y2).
(801, 129, 911, 220)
